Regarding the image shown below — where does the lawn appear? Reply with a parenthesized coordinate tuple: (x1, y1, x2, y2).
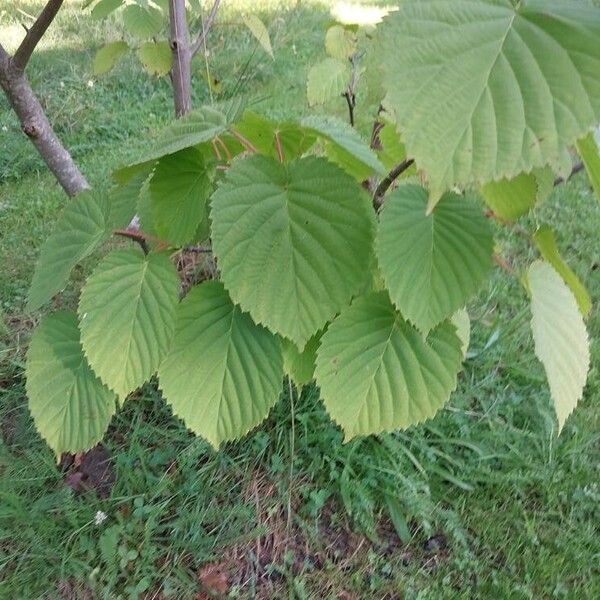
(1, 1, 599, 599)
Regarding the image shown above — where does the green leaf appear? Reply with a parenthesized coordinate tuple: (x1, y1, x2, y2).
(315, 292, 463, 439)
(481, 173, 537, 222)
(211, 155, 375, 349)
(282, 331, 322, 388)
(377, 185, 493, 333)
(378, 122, 408, 172)
(300, 115, 386, 179)
(91, 0, 123, 20)
(528, 261, 590, 432)
(149, 147, 214, 246)
(136, 176, 157, 237)
(93, 41, 128, 75)
(108, 161, 156, 230)
(451, 308, 471, 358)
(135, 105, 229, 164)
(534, 167, 556, 204)
(576, 131, 600, 201)
(79, 249, 180, 399)
(325, 25, 356, 60)
(245, 15, 273, 58)
(378, 0, 600, 203)
(25, 312, 116, 456)
(137, 41, 172, 76)
(122, 5, 163, 38)
(533, 225, 592, 318)
(158, 282, 283, 448)
(27, 192, 109, 312)
(307, 57, 349, 106)
(235, 112, 315, 161)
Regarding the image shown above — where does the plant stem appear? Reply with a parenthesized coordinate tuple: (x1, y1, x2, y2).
(373, 159, 415, 210)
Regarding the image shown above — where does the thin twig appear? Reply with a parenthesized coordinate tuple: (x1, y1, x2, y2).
(373, 159, 415, 210)
(113, 229, 172, 253)
(190, 0, 221, 58)
(13, 0, 64, 72)
(343, 91, 356, 127)
(114, 229, 150, 255)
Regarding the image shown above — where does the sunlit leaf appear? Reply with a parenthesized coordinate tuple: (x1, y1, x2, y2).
(315, 292, 462, 439)
(158, 282, 283, 448)
(79, 249, 180, 399)
(379, 0, 600, 204)
(528, 261, 590, 432)
(533, 225, 592, 318)
(377, 185, 493, 333)
(26, 312, 116, 457)
(211, 155, 375, 348)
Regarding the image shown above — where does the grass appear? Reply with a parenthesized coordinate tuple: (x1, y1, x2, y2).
(1, 1, 600, 598)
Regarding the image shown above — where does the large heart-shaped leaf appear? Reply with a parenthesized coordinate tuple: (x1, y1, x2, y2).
(376, 185, 493, 333)
(27, 192, 110, 312)
(158, 282, 283, 447)
(78, 249, 179, 399)
(378, 0, 600, 202)
(149, 147, 214, 246)
(211, 155, 375, 348)
(528, 261, 590, 432)
(26, 312, 116, 456)
(315, 292, 463, 439)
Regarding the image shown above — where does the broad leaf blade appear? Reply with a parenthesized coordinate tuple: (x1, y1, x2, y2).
(300, 115, 386, 179)
(451, 308, 471, 359)
(281, 332, 322, 388)
(211, 155, 375, 348)
(245, 15, 273, 58)
(315, 292, 463, 439)
(122, 5, 163, 38)
(307, 58, 349, 106)
(325, 25, 356, 60)
(27, 192, 109, 312)
(135, 105, 228, 163)
(235, 112, 315, 161)
(376, 185, 493, 333)
(379, 0, 600, 202)
(108, 161, 156, 230)
(26, 312, 116, 456)
(137, 41, 172, 76)
(576, 131, 600, 202)
(91, 0, 123, 20)
(528, 261, 590, 432)
(149, 147, 214, 246)
(158, 282, 283, 448)
(533, 225, 592, 318)
(93, 41, 128, 75)
(78, 249, 179, 399)
(481, 173, 537, 222)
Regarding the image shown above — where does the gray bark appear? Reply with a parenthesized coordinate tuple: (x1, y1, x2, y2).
(169, 0, 192, 117)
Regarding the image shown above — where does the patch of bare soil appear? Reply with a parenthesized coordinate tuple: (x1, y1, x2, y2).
(61, 444, 115, 499)
(193, 471, 451, 599)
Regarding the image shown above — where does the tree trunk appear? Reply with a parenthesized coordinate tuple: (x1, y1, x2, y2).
(0, 59, 89, 196)
(0, 0, 89, 198)
(169, 0, 192, 118)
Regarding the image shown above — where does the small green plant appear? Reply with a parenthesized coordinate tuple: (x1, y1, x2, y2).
(25, 0, 599, 458)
